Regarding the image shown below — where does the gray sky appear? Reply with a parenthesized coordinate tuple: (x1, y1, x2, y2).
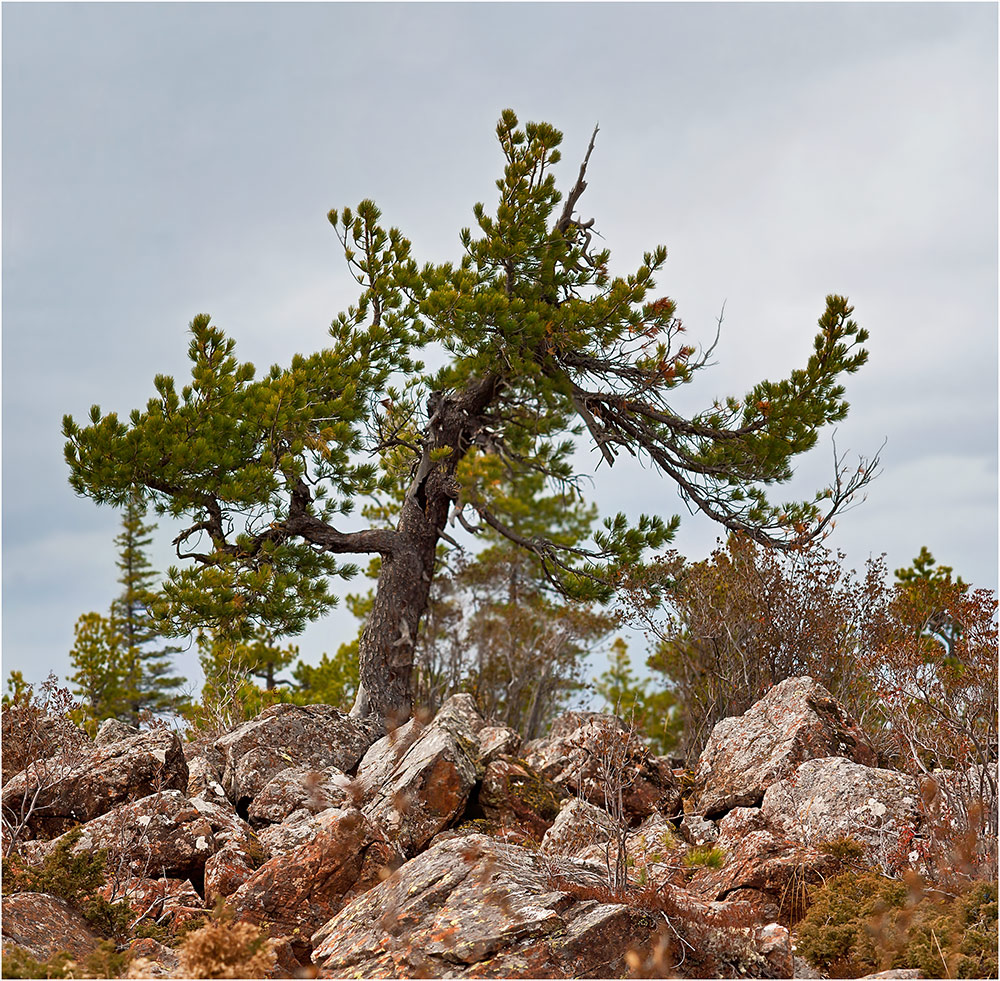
(3, 2, 997, 695)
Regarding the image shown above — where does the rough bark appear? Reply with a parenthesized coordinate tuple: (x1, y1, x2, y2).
(352, 375, 501, 727)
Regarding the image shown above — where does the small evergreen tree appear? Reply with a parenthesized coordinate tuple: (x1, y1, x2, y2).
(111, 494, 187, 720)
(595, 637, 681, 756)
(894, 546, 968, 657)
(68, 496, 188, 728)
(68, 612, 128, 730)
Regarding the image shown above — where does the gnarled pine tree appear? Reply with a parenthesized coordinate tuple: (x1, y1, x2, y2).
(63, 112, 877, 729)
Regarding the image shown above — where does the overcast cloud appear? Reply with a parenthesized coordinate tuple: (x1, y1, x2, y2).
(3, 2, 996, 693)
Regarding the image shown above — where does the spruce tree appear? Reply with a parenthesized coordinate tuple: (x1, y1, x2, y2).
(69, 496, 187, 727)
(64, 111, 878, 729)
(111, 494, 187, 720)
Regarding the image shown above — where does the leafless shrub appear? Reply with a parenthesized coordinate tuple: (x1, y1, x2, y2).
(1, 674, 88, 856)
(175, 904, 275, 979)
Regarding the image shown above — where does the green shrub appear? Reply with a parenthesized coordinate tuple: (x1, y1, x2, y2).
(795, 871, 998, 979)
(1, 829, 132, 940)
(0, 941, 128, 979)
(0, 947, 74, 979)
(682, 845, 726, 868)
(816, 835, 867, 866)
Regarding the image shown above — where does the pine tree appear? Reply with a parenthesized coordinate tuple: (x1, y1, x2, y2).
(68, 611, 128, 732)
(595, 637, 681, 756)
(894, 546, 968, 657)
(64, 111, 878, 728)
(68, 497, 187, 728)
(111, 494, 187, 720)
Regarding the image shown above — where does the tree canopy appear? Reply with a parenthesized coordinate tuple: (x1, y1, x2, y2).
(63, 110, 877, 727)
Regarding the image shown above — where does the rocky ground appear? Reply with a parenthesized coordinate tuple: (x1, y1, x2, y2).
(0, 677, 978, 978)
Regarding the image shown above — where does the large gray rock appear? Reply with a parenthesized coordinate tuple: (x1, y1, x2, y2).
(227, 806, 398, 961)
(476, 724, 522, 766)
(35, 789, 260, 886)
(310, 833, 661, 979)
(524, 713, 681, 819)
(213, 703, 375, 810)
(1, 893, 102, 964)
(359, 695, 483, 856)
(540, 797, 617, 858)
(2, 728, 188, 840)
(760, 756, 924, 868)
(694, 676, 877, 817)
(247, 765, 352, 826)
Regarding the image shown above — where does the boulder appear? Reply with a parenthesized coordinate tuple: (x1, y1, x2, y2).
(1, 728, 188, 839)
(476, 724, 522, 765)
(355, 717, 424, 798)
(204, 839, 262, 903)
(227, 807, 398, 961)
(477, 757, 564, 841)
(310, 833, 661, 979)
(360, 696, 482, 856)
(622, 812, 682, 870)
(247, 765, 351, 826)
(256, 809, 327, 858)
(540, 797, 616, 858)
(94, 718, 140, 745)
(686, 827, 837, 916)
(123, 937, 181, 978)
(36, 790, 216, 883)
(758, 921, 794, 978)
(524, 714, 681, 819)
(36, 789, 261, 889)
(679, 812, 719, 847)
(186, 755, 229, 803)
(760, 756, 923, 866)
(693, 676, 877, 817)
(717, 805, 767, 843)
(1, 892, 102, 963)
(264, 937, 304, 979)
(213, 703, 375, 812)
(431, 693, 488, 741)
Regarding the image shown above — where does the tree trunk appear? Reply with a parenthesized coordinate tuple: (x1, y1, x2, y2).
(351, 508, 437, 729)
(350, 374, 501, 729)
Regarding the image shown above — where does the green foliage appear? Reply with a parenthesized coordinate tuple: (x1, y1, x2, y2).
(69, 496, 188, 730)
(0, 941, 130, 980)
(64, 111, 876, 724)
(197, 623, 298, 691)
(288, 649, 359, 712)
(2, 829, 133, 940)
(681, 845, 726, 869)
(68, 611, 129, 733)
(0, 946, 75, 979)
(894, 545, 968, 658)
(795, 872, 998, 979)
(816, 836, 868, 866)
(595, 637, 681, 755)
(110, 494, 187, 718)
(2, 670, 31, 707)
